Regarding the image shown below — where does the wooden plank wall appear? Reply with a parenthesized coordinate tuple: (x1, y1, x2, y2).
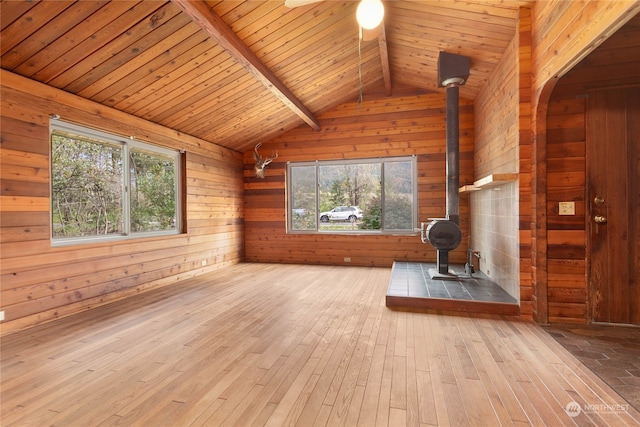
(545, 16, 640, 324)
(531, 1, 639, 101)
(517, 9, 534, 319)
(0, 70, 244, 335)
(529, 0, 639, 323)
(473, 31, 519, 178)
(243, 87, 474, 267)
(471, 8, 532, 317)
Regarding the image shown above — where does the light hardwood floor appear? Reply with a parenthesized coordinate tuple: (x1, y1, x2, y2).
(1, 263, 639, 426)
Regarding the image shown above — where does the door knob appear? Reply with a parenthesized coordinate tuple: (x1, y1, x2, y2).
(594, 215, 607, 223)
(594, 196, 605, 205)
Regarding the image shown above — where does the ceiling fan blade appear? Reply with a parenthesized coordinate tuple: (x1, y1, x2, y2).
(284, 0, 323, 8)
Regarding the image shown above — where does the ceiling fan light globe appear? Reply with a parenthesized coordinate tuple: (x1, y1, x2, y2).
(356, 0, 384, 30)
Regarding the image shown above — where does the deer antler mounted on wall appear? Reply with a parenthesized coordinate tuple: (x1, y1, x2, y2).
(253, 143, 278, 179)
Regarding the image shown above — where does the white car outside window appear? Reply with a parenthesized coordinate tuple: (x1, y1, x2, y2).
(319, 206, 363, 222)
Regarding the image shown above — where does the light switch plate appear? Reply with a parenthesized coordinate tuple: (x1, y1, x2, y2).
(559, 201, 575, 215)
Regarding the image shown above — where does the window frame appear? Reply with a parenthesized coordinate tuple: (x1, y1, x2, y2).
(50, 119, 182, 246)
(286, 156, 418, 235)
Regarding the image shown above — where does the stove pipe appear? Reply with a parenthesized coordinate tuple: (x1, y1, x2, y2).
(438, 51, 470, 226)
(445, 82, 461, 225)
(423, 52, 470, 275)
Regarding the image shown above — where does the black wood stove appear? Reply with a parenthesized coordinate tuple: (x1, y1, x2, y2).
(420, 52, 470, 279)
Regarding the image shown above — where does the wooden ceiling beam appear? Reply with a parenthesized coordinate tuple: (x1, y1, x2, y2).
(361, 22, 392, 96)
(377, 22, 392, 96)
(171, 0, 321, 131)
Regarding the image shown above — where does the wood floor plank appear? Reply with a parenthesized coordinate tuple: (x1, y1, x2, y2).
(415, 370, 438, 426)
(263, 346, 320, 426)
(460, 317, 522, 425)
(312, 403, 332, 427)
(344, 384, 366, 427)
(326, 299, 377, 425)
(389, 407, 407, 426)
(1, 263, 639, 427)
(375, 377, 392, 427)
(405, 348, 421, 427)
(358, 343, 386, 427)
(473, 318, 544, 423)
(280, 373, 321, 427)
(423, 315, 451, 427)
(390, 355, 407, 411)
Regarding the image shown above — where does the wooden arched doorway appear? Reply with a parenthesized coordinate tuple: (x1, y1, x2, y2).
(587, 87, 640, 324)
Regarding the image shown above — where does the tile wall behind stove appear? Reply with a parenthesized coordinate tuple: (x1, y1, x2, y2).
(470, 181, 519, 300)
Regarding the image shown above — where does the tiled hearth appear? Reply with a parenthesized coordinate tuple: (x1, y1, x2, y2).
(386, 262, 519, 316)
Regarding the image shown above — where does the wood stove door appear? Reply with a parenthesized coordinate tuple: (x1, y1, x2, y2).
(587, 87, 640, 324)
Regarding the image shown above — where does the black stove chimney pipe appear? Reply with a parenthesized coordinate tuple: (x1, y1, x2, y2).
(445, 83, 460, 225)
(438, 52, 471, 225)
(437, 51, 470, 228)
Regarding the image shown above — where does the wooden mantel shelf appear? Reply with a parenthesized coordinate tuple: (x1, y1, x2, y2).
(459, 173, 518, 192)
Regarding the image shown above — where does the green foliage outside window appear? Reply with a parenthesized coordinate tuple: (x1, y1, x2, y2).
(359, 198, 381, 230)
(51, 122, 180, 243)
(287, 157, 416, 233)
(383, 160, 414, 230)
(52, 134, 124, 238)
(129, 150, 176, 232)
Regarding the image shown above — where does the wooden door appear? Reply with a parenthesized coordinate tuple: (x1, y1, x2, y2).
(587, 87, 640, 324)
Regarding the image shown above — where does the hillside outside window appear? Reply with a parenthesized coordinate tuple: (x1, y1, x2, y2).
(287, 156, 417, 234)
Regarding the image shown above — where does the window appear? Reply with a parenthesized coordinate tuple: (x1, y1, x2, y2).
(287, 156, 417, 233)
(50, 120, 181, 245)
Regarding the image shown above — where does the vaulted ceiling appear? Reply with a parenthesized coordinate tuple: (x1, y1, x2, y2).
(1, 0, 533, 152)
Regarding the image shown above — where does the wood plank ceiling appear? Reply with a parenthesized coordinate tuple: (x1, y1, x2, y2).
(1, 0, 532, 153)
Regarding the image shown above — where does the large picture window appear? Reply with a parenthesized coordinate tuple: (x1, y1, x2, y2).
(50, 120, 181, 245)
(287, 156, 417, 233)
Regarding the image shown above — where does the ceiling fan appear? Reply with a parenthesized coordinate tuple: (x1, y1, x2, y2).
(284, 0, 385, 41)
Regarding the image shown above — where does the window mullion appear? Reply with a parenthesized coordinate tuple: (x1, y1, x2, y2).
(122, 142, 131, 236)
(315, 163, 320, 232)
(380, 161, 385, 232)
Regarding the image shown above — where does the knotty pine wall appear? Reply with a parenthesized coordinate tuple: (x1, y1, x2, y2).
(0, 71, 244, 335)
(545, 16, 640, 324)
(243, 89, 474, 267)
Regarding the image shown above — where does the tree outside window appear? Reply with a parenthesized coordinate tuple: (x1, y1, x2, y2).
(51, 133, 124, 238)
(51, 120, 181, 244)
(287, 157, 416, 233)
(129, 149, 177, 232)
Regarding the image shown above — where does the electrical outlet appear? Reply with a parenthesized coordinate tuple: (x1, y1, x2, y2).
(0, 311, 5, 322)
(201, 260, 207, 266)
(344, 257, 351, 263)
